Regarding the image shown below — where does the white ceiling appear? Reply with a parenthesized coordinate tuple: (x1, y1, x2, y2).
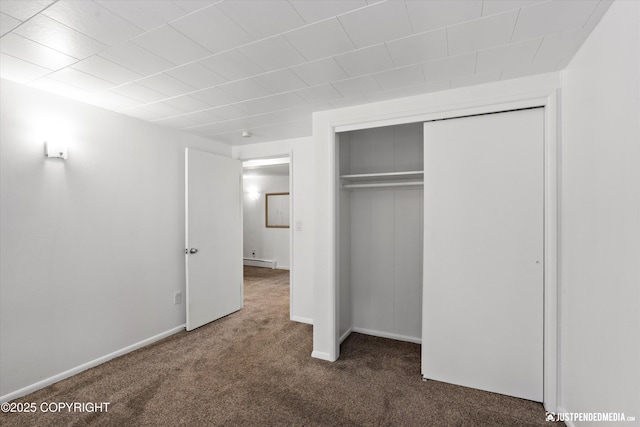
(0, 0, 611, 145)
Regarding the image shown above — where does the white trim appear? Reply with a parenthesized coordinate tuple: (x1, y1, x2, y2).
(339, 328, 352, 344)
(351, 328, 422, 345)
(323, 88, 560, 413)
(311, 350, 334, 361)
(0, 325, 185, 403)
(291, 315, 313, 325)
(243, 258, 276, 269)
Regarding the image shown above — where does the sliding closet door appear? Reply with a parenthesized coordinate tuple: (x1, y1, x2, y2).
(422, 108, 544, 402)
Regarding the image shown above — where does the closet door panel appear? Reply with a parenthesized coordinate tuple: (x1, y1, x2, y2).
(369, 191, 395, 332)
(350, 191, 372, 329)
(422, 108, 544, 402)
(394, 189, 423, 339)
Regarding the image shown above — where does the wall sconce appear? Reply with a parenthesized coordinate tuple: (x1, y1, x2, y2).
(44, 141, 68, 159)
(248, 187, 261, 201)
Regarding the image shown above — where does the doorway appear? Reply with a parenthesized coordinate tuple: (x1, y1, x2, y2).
(242, 157, 292, 309)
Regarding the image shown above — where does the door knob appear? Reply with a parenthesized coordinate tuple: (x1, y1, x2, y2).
(189, 248, 198, 254)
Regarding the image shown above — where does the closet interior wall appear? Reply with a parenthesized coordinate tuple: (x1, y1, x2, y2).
(337, 123, 424, 345)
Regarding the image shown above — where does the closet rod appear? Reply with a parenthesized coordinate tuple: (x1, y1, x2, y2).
(342, 181, 424, 189)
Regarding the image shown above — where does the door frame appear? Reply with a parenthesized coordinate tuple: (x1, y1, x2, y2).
(323, 91, 559, 412)
(239, 151, 295, 321)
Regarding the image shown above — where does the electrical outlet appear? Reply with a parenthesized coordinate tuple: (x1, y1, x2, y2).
(174, 292, 182, 305)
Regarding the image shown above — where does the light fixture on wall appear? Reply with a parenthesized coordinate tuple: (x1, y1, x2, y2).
(242, 130, 252, 138)
(248, 187, 261, 201)
(44, 141, 68, 159)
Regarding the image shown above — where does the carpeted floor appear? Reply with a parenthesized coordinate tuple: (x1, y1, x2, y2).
(1, 267, 560, 426)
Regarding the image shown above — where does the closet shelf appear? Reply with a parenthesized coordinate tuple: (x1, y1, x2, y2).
(340, 170, 424, 182)
(340, 171, 424, 190)
(342, 181, 423, 189)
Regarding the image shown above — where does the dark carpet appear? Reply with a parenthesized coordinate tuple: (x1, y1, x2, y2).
(0, 266, 559, 426)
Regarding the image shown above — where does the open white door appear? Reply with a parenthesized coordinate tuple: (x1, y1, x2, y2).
(185, 148, 243, 331)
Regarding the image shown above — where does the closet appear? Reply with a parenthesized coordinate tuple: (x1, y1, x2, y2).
(333, 108, 545, 404)
(336, 122, 424, 344)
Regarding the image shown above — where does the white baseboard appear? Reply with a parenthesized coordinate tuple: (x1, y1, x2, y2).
(290, 315, 313, 325)
(339, 328, 353, 344)
(311, 350, 333, 361)
(0, 325, 185, 403)
(351, 327, 421, 344)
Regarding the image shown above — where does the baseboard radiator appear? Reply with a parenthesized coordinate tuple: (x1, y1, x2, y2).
(243, 258, 276, 269)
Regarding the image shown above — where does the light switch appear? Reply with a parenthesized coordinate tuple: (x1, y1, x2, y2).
(295, 221, 303, 231)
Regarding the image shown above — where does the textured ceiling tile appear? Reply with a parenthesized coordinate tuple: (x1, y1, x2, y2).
(110, 82, 167, 103)
(334, 44, 395, 78)
(0, 33, 78, 70)
(338, 1, 413, 48)
(295, 84, 343, 104)
(72, 56, 143, 85)
(451, 70, 501, 88)
(170, 5, 254, 54)
(406, 0, 482, 33)
(95, 0, 187, 31)
(289, 0, 367, 24)
(512, 0, 599, 42)
(421, 52, 477, 82)
(386, 29, 448, 67)
(48, 67, 115, 92)
(447, 10, 519, 56)
(234, 92, 308, 115)
(373, 64, 425, 91)
(14, 14, 107, 59)
(190, 87, 240, 108)
(216, 0, 305, 39)
(132, 25, 211, 65)
(290, 57, 349, 86)
(532, 29, 588, 69)
(476, 38, 542, 73)
(137, 73, 197, 97)
(0, 0, 55, 21)
(253, 69, 309, 94)
(218, 78, 272, 100)
(331, 75, 381, 98)
(162, 95, 211, 113)
(239, 36, 307, 72)
(0, 12, 21, 36)
(165, 62, 228, 89)
(42, 0, 144, 46)
(200, 50, 264, 81)
(284, 18, 356, 61)
(100, 42, 174, 75)
(481, 0, 544, 17)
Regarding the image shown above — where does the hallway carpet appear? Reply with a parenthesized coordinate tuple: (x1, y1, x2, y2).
(1, 267, 558, 426)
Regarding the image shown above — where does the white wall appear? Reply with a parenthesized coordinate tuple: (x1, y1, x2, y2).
(560, 1, 640, 423)
(243, 174, 290, 269)
(233, 138, 315, 324)
(0, 79, 230, 399)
